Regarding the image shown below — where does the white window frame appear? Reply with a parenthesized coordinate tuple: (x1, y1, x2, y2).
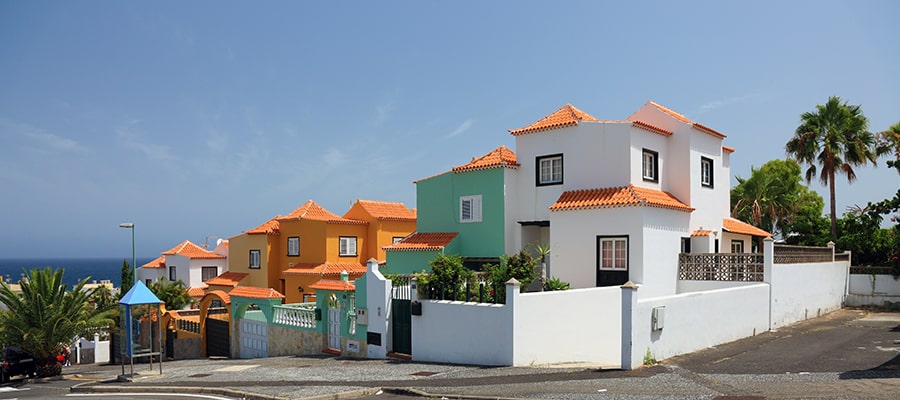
(459, 194, 483, 223)
(249, 249, 261, 269)
(201, 266, 218, 281)
(731, 240, 744, 254)
(339, 236, 358, 257)
(701, 156, 714, 187)
(599, 237, 628, 270)
(642, 149, 658, 182)
(287, 236, 300, 256)
(536, 154, 563, 186)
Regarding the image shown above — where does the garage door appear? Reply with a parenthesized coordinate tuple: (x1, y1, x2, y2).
(239, 318, 268, 359)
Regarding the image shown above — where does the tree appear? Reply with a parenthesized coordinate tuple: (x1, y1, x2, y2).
(781, 191, 831, 246)
(785, 96, 881, 240)
(487, 250, 537, 303)
(877, 121, 900, 174)
(0, 268, 117, 377)
(148, 277, 194, 310)
(416, 254, 475, 301)
(119, 259, 133, 297)
(731, 159, 808, 238)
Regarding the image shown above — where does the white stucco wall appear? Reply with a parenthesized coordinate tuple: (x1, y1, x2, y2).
(848, 273, 900, 295)
(639, 208, 691, 297)
(411, 300, 512, 366)
(629, 283, 770, 366)
(137, 267, 165, 285)
(769, 261, 847, 328)
(513, 287, 621, 367)
(364, 262, 391, 359)
(677, 280, 762, 293)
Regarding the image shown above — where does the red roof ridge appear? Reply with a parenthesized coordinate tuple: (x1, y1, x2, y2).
(452, 145, 520, 173)
(509, 104, 599, 136)
(347, 199, 417, 221)
(280, 200, 367, 225)
(246, 216, 281, 235)
(161, 240, 226, 259)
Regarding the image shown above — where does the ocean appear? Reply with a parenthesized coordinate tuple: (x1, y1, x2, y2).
(0, 257, 154, 288)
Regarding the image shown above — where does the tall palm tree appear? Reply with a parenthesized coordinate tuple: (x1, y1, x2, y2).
(730, 160, 801, 238)
(0, 268, 117, 377)
(785, 96, 879, 240)
(877, 121, 900, 174)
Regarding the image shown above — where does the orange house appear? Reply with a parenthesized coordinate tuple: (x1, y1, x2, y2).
(228, 199, 416, 304)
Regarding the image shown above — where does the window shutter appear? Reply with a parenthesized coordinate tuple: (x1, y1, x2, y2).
(473, 196, 482, 221)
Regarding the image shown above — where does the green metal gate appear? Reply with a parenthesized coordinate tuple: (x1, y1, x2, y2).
(391, 275, 412, 355)
(206, 318, 230, 358)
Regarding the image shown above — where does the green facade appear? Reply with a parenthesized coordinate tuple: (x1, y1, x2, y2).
(383, 249, 443, 275)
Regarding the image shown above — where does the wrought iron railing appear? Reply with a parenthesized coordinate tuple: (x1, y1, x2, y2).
(678, 253, 764, 282)
(176, 318, 200, 334)
(773, 244, 833, 264)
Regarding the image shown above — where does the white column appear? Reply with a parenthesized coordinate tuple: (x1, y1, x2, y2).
(620, 281, 638, 370)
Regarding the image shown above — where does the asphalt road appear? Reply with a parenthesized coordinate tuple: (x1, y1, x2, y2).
(3, 308, 898, 400)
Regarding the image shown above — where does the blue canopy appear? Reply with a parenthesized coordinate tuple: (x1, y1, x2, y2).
(118, 281, 162, 305)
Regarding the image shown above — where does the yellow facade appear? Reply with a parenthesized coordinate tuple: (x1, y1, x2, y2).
(226, 232, 271, 288)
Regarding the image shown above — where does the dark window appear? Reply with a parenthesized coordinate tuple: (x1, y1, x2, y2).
(642, 149, 659, 182)
(681, 237, 691, 253)
(249, 250, 261, 269)
(536, 154, 563, 186)
(202, 266, 218, 281)
(168, 266, 176, 281)
(701, 156, 714, 187)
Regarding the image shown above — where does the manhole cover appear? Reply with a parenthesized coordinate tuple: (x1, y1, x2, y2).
(189, 374, 211, 378)
(411, 371, 439, 377)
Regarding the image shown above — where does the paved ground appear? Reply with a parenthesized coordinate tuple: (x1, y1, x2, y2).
(5, 308, 899, 400)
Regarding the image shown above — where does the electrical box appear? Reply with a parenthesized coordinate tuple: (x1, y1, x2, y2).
(651, 306, 665, 331)
(356, 308, 368, 325)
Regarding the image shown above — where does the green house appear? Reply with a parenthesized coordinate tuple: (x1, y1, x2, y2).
(384, 146, 519, 274)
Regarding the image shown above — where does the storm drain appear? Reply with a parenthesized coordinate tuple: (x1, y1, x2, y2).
(189, 373, 212, 378)
(411, 371, 439, 377)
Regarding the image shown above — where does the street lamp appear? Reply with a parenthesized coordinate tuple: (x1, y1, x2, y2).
(119, 223, 135, 285)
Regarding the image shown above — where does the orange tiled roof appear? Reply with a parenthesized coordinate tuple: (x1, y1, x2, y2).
(549, 184, 694, 212)
(282, 262, 368, 278)
(202, 290, 231, 304)
(348, 200, 417, 221)
(309, 279, 355, 291)
(509, 104, 599, 136)
(188, 286, 207, 297)
(228, 286, 285, 300)
(204, 271, 249, 287)
(630, 120, 673, 136)
(280, 200, 367, 225)
(384, 232, 458, 252)
(723, 218, 771, 237)
(162, 240, 226, 259)
(247, 216, 281, 235)
(691, 229, 712, 237)
(722, 145, 735, 153)
(646, 101, 726, 139)
(452, 146, 520, 172)
(141, 255, 166, 269)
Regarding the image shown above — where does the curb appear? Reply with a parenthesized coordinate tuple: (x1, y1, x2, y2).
(70, 380, 383, 400)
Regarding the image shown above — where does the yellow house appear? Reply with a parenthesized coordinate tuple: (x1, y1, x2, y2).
(228, 199, 416, 304)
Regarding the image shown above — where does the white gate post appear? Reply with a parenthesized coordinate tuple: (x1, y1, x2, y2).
(620, 281, 638, 370)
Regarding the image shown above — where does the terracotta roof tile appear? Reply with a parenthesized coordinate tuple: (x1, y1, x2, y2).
(162, 240, 226, 259)
(204, 271, 249, 287)
(247, 216, 281, 235)
(452, 146, 520, 173)
(630, 120, 673, 136)
(691, 229, 712, 237)
(279, 200, 367, 225)
(202, 290, 231, 304)
(723, 218, 771, 237)
(309, 279, 355, 291)
(141, 255, 166, 269)
(384, 232, 458, 252)
(282, 262, 367, 278)
(722, 145, 735, 153)
(347, 200, 417, 221)
(646, 101, 726, 139)
(188, 287, 207, 297)
(549, 184, 694, 212)
(509, 104, 599, 136)
(228, 286, 285, 300)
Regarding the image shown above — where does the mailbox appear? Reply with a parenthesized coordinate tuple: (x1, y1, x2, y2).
(411, 301, 422, 316)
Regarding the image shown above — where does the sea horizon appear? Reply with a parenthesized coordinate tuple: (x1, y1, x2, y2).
(0, 257, 155, 288)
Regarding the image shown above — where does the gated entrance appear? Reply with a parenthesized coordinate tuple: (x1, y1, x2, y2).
(391, 275, 412, 355)
(165, 328, 175, 359)
(206, 317, 230, 357)
(328, 308, 341, 350)
(239, 319, 268, 359)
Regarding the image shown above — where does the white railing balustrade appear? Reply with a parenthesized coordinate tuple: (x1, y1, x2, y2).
(273, 302, 317, 328)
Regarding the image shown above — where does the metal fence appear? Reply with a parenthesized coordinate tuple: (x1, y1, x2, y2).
(678, 253, 765, 282)
(389, 272, 501, 304)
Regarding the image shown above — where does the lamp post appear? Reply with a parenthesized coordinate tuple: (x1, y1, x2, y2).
(119, 223, 135, 285)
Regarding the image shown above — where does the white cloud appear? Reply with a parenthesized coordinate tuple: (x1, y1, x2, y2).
(445, 119, 475, 138)
(0, 118, 88, 153)
(699, 94, 755, 113)
(116, 120, 177, 161)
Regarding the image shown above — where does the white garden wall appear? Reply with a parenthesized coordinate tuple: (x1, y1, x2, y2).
(411, 300, 511, 366)
(769, 261, 847, 328)
(628, 283, 769, 367)
(846, 273, 900, 307)
(513, 287, 621, 367)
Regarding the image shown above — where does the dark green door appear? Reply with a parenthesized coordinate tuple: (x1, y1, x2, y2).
(391, 299, 411, 355)
(206, 318, 230, 358)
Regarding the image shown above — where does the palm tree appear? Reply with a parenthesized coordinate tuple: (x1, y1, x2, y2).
(0, 268, 117, 377)
(877, 121, 900, 174)
(785, 96, 880, 240)
(731, 162, 797, 238)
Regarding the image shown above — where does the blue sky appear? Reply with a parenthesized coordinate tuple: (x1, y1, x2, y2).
(1, 1, 898, 258)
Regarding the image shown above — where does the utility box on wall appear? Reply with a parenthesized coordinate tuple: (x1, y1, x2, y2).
(356, 308, 368, 325)
(652, 306, 665, 331)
